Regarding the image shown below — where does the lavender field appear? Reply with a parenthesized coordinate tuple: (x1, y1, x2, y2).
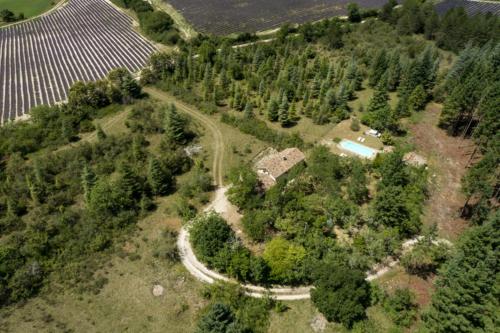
(0, 0, 156, 123)
(167, 0, 389, 35)
(435, 0, 500, 16)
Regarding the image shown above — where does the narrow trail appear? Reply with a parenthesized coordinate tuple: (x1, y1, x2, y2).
(145, 88, 224, 186)
(146, 88, 452, 300)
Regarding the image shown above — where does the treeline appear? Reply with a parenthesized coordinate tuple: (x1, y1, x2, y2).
(220, 113, 304, 150)
(112, 0, 180, 44)
(418, 42, 499, 333)
(438, 43, 499, 222)
(142, 20, 441, 142)
(380, 0, 500, 52)
(0, 75, 194, 305)
(423, 213, 499, 332)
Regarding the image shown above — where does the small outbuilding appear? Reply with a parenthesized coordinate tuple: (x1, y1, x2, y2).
(255, 148, 306, 190)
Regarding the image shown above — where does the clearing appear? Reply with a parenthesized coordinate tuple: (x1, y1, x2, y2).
(406, 103, 471, 240)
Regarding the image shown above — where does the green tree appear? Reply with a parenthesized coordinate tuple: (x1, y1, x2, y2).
(347, 3, 362, 23)
(163, 103, 187, 145)
(372, 186, 416, 235)
(383, 288, 418, 327)
(263, 237, 306, 284)
(227, 166, 260, 210)
(348, 160, 369, 204)
(241, 210, 273, 242)
(243, 101, 254, 119)
(369, 49, 388, 87)
(423, 214, 499, 332)
(324, 21, 344, 49)
(267, 98, 279, 122)
(148, 157, 173, 196)
(279, 94, 291, 127)
(195, 303, 237, 333)
(190, 213, 234, 265)
(408, 84, 427, 112)
(81, 164, 96, 204)
(0, 9, 16, 23)
(311, 260, 371, 328)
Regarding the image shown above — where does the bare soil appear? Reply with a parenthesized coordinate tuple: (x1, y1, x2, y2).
(407, 103, 471, 240)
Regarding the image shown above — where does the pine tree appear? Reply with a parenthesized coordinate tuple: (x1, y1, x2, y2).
(243, 101, 254, 119)
(304, 100, 314, 118)
(82, 164, 96, 204)
(258, 79, 265, 97)
(369, 49, 388, 87)
(26, 175, 42, 204)
(365, 80, 396, 131)
(267, 98, 279, 122)
(336, 83, 350, 112)
(302, 88, 310, 107)
(386, 51, 402, 91)
(423, 216, 499, 333)
(202, 63, 213, 101)
(148, 157, 172, 196)
(408, 84, 427, 112)
(232, 85, 243, 110)
(279, 94, 290, 127)
(132, 135, 147, 163)
(311, 73, 321, 98)
(119, 163, 142, 200)
(367, 83, 389, 114)
(289, 102, 298, 123)
(220, 68, 230, 94)
(164, 103, 186, 145)
(394, 92, 410, 119)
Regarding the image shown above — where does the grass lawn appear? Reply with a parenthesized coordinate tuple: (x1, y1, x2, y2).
(0, 193, 207, 333)
(0, 0, 59, 19)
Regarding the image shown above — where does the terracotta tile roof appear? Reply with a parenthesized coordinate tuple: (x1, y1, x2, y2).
(255, 148, 305, 183)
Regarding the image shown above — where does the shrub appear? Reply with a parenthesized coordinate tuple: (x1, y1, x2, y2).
(350, 118, 361, 131)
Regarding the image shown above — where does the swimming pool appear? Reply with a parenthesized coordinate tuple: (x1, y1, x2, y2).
(338, 139, 379, 159)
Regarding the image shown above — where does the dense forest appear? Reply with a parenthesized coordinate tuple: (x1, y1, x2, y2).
(0, 0, 498, 332)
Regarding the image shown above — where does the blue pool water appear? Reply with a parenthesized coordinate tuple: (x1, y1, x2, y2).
(339, 140, 379, 159)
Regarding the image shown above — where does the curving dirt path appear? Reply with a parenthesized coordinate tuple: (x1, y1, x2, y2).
(147, 88, 452, 300)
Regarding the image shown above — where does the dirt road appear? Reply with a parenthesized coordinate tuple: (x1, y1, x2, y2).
(147, 88, 452, 300)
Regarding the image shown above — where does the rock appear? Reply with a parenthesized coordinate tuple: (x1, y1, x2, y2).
(152, 284, 164, 297)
